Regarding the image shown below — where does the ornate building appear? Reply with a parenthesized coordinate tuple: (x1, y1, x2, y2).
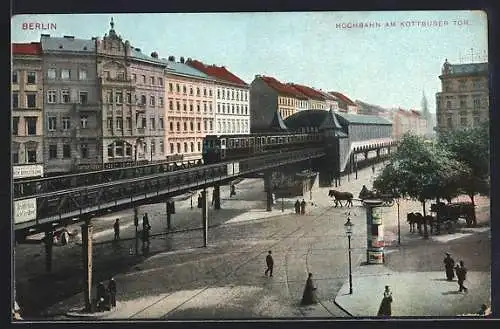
(40, 34, 100, 175)
(12, 43, 44, 176)
(96, 18, 167, 166)
(436, 58, 489, 133)
(164, 56, 216, 160)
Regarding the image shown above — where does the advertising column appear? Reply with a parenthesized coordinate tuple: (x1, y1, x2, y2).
(365, 200, 385, 264)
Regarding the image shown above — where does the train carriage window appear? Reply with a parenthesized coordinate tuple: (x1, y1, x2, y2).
(221, 139, 226, 147)
(249, 137, 254, 146)
(235, 139, 240, 148)
(229, 139, 234, 148)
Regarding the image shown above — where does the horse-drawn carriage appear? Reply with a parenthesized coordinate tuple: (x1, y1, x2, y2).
(358, 185, 395, 207)
(430, 202, 476, 231)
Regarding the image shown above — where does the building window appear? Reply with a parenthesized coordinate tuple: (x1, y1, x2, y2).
(26, 117, 37, 135)
(63, 144, 71, 158)
(115, 142, 124, 156)
(47, 90, 57, 104)
(170, 122, 174, 131)
(12, 117, 19, 135)
(141, 95, 146, 105)
(142, 75, 146, 84)
(209, 120, 213, 131)
(184, 142, 188, 153)
(460, 117, 467, 126)
(473, 97, 481, 109)
(190, 121, 194, 131)
(204, 121, 207, 131)
(176, 84, 180, 93)
(169, 83, 173, 92)
(48, 116, 57, 131)
(150, 118, 155, 130)
(27, 149, 37, 163)
(12, 151, 19, 164)
(159, 97, 164, 107)
(170, 143, 174, 154)
(190, 87, 194, 96)
(127, 92, 132, 104)
(27, 71, 36, 84)
(176, 101, 180, 111)
(150, 96, 155, 107)
(26, 94, 36, 108)
(176, 143, 180, 153)
(203, 88, 207, 96)
(12, 71, 18, 84)
(49, 145, 58, 159)
(209, 103, 212, 112)
(447, 117, 452, 128)
(131, 73, 136, 82)
(217, 104, 221, 113)
(81, 116, 88, 129)
(126, 117, 132, 129)
(197, 122, 201, 131)
(232, 90, 235, 100)
(125, 143, 132, 156)
(12, 93, 19, 108)
(78, 144, 88, 158)
(183, 122, 187, 131)
(115, 92, 123, 104)
(159, 118, 164, 129)
(169, 101, 174, 110)
(62, 117, 71, 130)
(222, 90, 225, 100)
(107, 144, 114, 157)
(47, 68, 56, 79)
(190, 104, 193, 112)
(196, 88, 200, 96)
(204, 103, 207, 112)
(79, 70, 87, 80)
(61, 90, 70, 103)
(158, 77, 163, 86)
(190, 142, 194, 152)
(107, 91, 113, 104)
(231, 105, 235, 114)
(79, 91, 88, 104)
(459, 80, 466, 92)
(61, 69, 70, 80)
(446, 101, 451, 109)
(176, 122, 180, 131)
(142, 118, 147, 129)
(159, 140, 164, 154)
(183, 103, 187, 112)
(460, 99, 466, 108)
(197, 142, 201, 152)
(150, 76, 155, 85)
(151, 140, 156, 155)
(217, 90, 220, 99)
(183, 86, 187, 94)
(197, 104, 200, 112)
(107, 117, 113, 129)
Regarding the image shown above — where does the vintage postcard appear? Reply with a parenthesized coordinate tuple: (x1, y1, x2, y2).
(11, 11, 490, 320)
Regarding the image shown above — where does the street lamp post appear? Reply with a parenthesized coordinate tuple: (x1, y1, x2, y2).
(344, 216, 354, 295)
(396, 200, 401, 246)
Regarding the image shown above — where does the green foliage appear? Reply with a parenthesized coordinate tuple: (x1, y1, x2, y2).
(373, 132, 472, 203)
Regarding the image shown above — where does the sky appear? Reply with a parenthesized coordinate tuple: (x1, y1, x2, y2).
(11, 11, 488, 113)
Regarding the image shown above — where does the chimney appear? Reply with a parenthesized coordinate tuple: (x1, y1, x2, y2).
(63, 35, 75, 39)
(180, 56, 185, 63)
(168, 55, 175, 61)
(151, 51, 158, 58)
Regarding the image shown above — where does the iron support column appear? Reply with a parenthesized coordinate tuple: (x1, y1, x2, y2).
(202, 188, 208, 247)
(265, 172, 273, 212)
(213, 184, 221, 210)
(133, 207, 139, 255)
(44, 230, 53, 273)
(348, 234, 353, 294)
(81, 217, 93, 312)
(166, 201, 172, 231)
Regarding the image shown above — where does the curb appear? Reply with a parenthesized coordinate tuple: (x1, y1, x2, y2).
(333, 297, 354, 317)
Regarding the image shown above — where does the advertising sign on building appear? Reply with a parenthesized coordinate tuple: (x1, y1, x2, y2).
(13, 165, 44, 179)
(14, 198, 37, 224)
(372, 207, 382, 225)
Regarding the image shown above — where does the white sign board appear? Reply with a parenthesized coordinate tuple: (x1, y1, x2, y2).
(227, 162, 240, 176)
(14, 198, 37, 224)
(13, 165, 44, 179)
(227, 163, 233, 175)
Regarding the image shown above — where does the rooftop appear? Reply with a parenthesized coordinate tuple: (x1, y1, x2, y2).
(329, 91, 357, 106)
(164, 59, 211, 79)
(257, 75, 307, 99)
(186, 59, 248, 86)
(12, 42, 42, 55)
(335, 112, 392, 125)
(287, 83, 325, 100)
(41, 35, 95, 53)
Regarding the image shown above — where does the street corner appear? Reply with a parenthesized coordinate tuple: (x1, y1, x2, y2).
(65, 303, 121, 319)
(333, 264, 396, 317)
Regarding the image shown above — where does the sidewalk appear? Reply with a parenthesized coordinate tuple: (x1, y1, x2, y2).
(334, 263, 491, 317)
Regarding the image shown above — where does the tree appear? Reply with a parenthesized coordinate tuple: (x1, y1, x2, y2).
(438, 123, 490, 205)
(373, 133, 470, 214)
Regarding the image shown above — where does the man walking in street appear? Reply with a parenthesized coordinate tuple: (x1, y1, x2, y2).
(456, 260, 468, 293)
(265, 251, 274, 277)
(142, 213, 151, 247)
(443, 252, 455, 281)
(113, 218, 120, 241)
(300, 199, 306, 215)
(295, 200, 301, 214)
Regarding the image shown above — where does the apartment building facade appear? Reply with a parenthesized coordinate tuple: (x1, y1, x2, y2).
(40, 34, 100, 175)
(165, 56, 216, 160)
(329, 91, 359, 114)
(288, 83, 328, 111)
(436, 59, 489, 133)
(186, 59, 250, 135)
(12, 43, 44, 177)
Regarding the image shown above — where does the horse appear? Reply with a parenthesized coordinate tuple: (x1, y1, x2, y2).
(328, 190, 353, 208)
(407, 212, 425, 234)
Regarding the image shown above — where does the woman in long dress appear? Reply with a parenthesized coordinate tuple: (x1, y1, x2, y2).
(377, 285, 393, 317)
(301, 273, 318, 305)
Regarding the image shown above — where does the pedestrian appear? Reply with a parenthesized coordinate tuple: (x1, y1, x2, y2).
(96, 282, 109, 311)
(264, 250, 274, 277)
(300, 199, 306, 215)
(443, 252, 455, 281)
(113, 218, 120, 241)
(294, 200, 300, 214)
(230, 184, 236, 197)
(377, 285, 393, 317)
(142, 213, 151, 246)
(372, 165, 375, 174)
(456, 260, 468, 293)
(107, 278, 117, 308)
(197, 193, 203, 208)
(301, 273, 318, 305)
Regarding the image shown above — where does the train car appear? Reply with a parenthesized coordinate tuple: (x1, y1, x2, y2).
(202, 132, 324, 164)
